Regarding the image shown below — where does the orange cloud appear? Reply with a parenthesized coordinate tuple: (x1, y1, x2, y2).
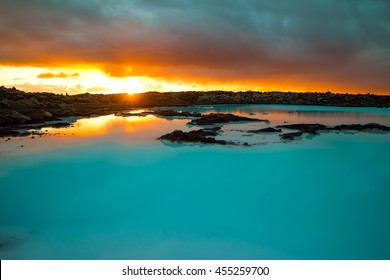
(102, 65, 133, 78)
(0, 0, 389, 94)
(37, 72, 80, 78)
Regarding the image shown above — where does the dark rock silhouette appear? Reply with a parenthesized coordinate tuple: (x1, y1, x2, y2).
(116, 109, 201, 118)
(147, 109, 201, 118)
(158, 129, 232, 145)
(277, 123, 390, 134)
(276, 122, 390, 141)
(115, 112, 148, 117)
(332, 123, 390, 132)
(276, 123, 329, 134)
(188, 113, 264, 126)
(247, 127, 282, 133)
(0, 129, 22, 137)
(280, 131, 304, 140)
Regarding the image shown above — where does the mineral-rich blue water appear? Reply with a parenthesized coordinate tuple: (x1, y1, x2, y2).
(0, 105, 389, 259)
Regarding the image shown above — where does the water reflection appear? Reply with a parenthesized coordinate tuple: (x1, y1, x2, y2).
(1, 105, 389, 155)
(172, 105, 390, 126)
(1, 105, 390, 259)
(47, 115, 167, 137)
(0, 115, 190, 155)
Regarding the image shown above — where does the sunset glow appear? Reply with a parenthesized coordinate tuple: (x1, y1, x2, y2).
(0, 0, 389, 95)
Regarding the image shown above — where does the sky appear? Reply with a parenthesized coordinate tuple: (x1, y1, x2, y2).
(0, 0, 389, 94)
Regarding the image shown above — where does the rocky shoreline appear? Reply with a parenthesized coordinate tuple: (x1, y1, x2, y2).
(1, 86, 390, 128)
(1, 86, 390, 143)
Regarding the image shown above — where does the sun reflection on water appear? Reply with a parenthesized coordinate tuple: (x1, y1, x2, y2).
(1, 105, 389, 156)
(0, 114, 190, 155)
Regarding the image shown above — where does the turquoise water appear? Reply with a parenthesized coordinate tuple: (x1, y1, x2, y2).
(0, 105, 389, 259)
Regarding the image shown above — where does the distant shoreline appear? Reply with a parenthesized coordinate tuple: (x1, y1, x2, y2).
(1, 86, 390, 129)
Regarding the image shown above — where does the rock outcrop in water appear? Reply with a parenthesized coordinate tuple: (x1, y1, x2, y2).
(188, 113, 265, 126)
(276, 123, 329, 134)
(332, 123, 390, 132)
(277, 123, 390, 134)
(148, 110, 201, 118)
(157, 122, 390, 146)
(116, 109, 201, 118)
(247, 127, 282, 133)
(158, 129, 233, 145)
(0, 129, 26, 137)
(276, 122, 390, 141)
(280, 131, 304, 140)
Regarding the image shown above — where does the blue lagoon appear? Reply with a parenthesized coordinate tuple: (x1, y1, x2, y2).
(0, 105, 390, 259)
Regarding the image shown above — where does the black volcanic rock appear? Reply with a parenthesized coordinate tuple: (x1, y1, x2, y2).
(247, 127, 282, 133)
(49, 122, 73, 128)
(158, 129, 231, 145)
(188, 113, 265, 126)
(0, 110, 31, 126)
(29, 110, 56, 122)
(115, 111, 148, 117)
(276, 123, 329, 134)
(15, 122, 73, 131)
(0, 129, 31, 137)
(0, 129, 21, 137)
(276, 122, 390, 140)
(203, 126, 223, 132)
(116, 109, 201, 118)
(276, 123, 390, 134)
(280, 131, 303, 140)
(148, 109, 201, 118)
(332, 123, 390, 132)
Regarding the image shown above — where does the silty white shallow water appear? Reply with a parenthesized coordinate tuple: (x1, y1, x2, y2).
(0, 105, 389, 259)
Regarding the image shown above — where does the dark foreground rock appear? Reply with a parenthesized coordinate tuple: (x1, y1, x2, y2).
(0, 129, 30, 137)
(332, 123, 390, 132)
(116, 109, 201, 118)
(148, 109, 201, 118)
(115, 112, 148, 117)
(203, 126, 223, 133)
(247, 127, 282, 133)
(280, 131, 303, 140)
(47, 122, 72, 128)
(0, 129, 23, 137)
(18, 122, 73, 130)
(158, 129, 232, 145)
(188, 113, 265, 126)
(277, 122, 390, 134)
(276, 123, 329, 134)
(277, 122, 390, 141)
(0, 122, 73, 138)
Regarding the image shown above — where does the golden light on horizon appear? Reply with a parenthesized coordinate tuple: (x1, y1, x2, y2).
(0, 64, 388, 95)
(0, 65, 200, 94)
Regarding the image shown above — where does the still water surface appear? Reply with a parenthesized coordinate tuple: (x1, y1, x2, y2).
(0, 105, 389, 259)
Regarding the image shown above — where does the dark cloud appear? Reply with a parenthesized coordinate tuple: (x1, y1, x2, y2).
(0, 0, 389, 93)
